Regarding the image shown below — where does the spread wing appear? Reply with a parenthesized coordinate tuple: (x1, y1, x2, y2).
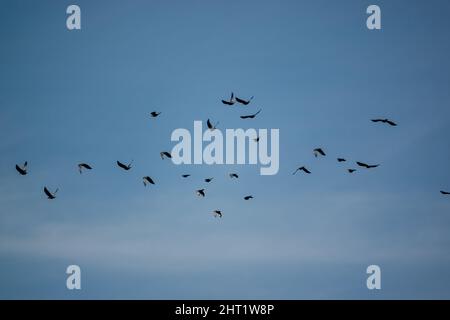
(81, 163, 92, 170)
(302, 167, 311, 174)
(117, 161, 127, 169)
(356, 162, 368, 168)
(235, 97, 246, 104)
(44, 187, 53, 198)
(386, 120, 397, 126)
(15, 165, 26, 175)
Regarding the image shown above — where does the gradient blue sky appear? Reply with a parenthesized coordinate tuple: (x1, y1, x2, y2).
(1, 0, 450, 299)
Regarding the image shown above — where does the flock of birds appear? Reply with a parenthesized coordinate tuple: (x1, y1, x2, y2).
(13, 93, 267, 219)
(13, 94, 450, 218)
(291, 147, 380, 176)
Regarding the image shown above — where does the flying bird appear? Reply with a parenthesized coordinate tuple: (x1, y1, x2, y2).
(212, 210, 223, 218)
(207, 118, 219, 130)
(15, 161, 28, 175)
(196, 189, 206, 197)
(240, 109, 261, 119)
(229, 173, 239, 179)
(244, 195, 254, 200)
(440, 191, 450, 195)
(143, 176, 155, 186)
(348, 169, 356, 173)
(221, 92, 235, 106)
(235, 96, 254, 105)
(150, 111, 161, 118)
(293, 166, 311, 175)
(205, 178, 214, 183)
(254, 136, 260, 143)
(44, 187, 58, 199)
(117, 160, 132, 170)
(337, 158, 346, 162)
(313, 148, 326, 157)
(356, 161, 379, 169)
(182, 174, 191, 178)
(160, 151, 172, 159)
(77, 163, 92, 174)
(371, 118, 397, 126)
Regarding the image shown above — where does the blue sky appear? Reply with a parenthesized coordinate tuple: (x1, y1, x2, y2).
(1, 0, 450, 299)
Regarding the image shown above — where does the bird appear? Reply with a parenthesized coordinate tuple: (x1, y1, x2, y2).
(150, 111, 161, 118)
(254, 137, 260, 143)
(117, 160, 132, 170)
(235, 96, 254, 105)
(229, 173, 239, 179)
(143, 176, 155, 186)
(196, 189, 206, 197)
(212, 210, 223, 218)
(207, 119, 219, 130)
(337, 158, 346, 162)
(356, 161, 379, 169)
(44, 187, 58, 199)
(240, 109, 261, 119)
(15, 161, 28, 175)
(371, 118, 397, 126)
(293, 166, 311, 175)
(205, 178, 214, 183)
(244, 195, 254, 200)
(440, 191, 450, 195)
(313, 148, 326, 157)
(182, 174, 191, 178)
(348, 169, 356, 173)
(160, 151, 172, 159)
(221, 92, 235, 106)
(77, 163, 92, 174)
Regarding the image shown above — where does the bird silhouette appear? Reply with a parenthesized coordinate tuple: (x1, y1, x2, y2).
(221, 92, 235, 106)
(313, 148, 326, 157)
(240, 109, 261, 119)
(235, 96, 254, 105)
(440, 191, 450, 195)
(143, 176, 155, 186)
(205, 178, 214, 183)
(182, 174, 191, 178)
(44, 187, 58, 199)
(356, 161, 379, 169)
(254, 137, 260, 143)
(212, 210, 223, 218)
(348, 169, 356, 173)
(15, 161, 28, 175)
(77, 163, 92, 174)
(207, 119, 219, 130)
(244, 195, 254, 200)
(371, 118, 397, 126)
(117, 160, 132, 170)
(150, 111, 161, 118)
(229, 173, 239, 179)
(293, 166, 311, 175)
(160, 151, 172, 159)
(196, 189, 206, 197)
(337, 158, 346, 162)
